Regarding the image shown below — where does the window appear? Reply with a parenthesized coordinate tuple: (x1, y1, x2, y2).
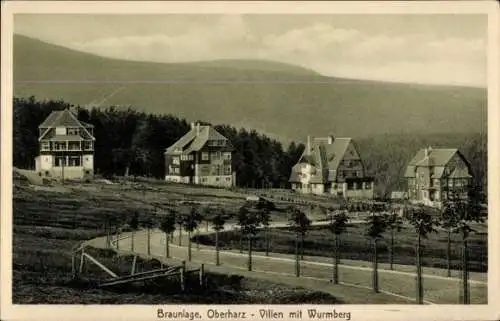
(68, 156, 81, 167)
(54, 142, 66, 151)
(172, 157, 180, 165)
(55, 156, 66, 167)
(68, 142, 80, 150)
(216, 177, 220, 182)
(67, 128, 79, 136)
(347, 181, 354, 190)
(83, 141, 93, 150)
(211, 152, 221, 160)
(41, 142, 50, 151)
(365, 182, 372, 190)
(202, 152, 209, 161)
(226, 177, 231, 182)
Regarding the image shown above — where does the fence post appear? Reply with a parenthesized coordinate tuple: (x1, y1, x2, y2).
(180, 261, 186, 292)
(78, 249, 85, 275)
(130, 255, 137, 275)
(199, 264, 205, 288)
(71, 252, 76, 279)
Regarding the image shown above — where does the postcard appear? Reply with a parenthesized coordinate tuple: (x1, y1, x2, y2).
(1, 1, 499, 321)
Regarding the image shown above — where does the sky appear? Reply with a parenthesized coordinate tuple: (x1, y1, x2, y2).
(14, 14, 488, 87)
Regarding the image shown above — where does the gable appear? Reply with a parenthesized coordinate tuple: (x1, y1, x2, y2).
(38, 109, 95, 141)
(445, 152, 472, 177)
(342, 141, 360, 160)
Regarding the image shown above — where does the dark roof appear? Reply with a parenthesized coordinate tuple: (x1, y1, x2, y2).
(39, 111, 64, 128)
(404, 148, 470, 179)
(289, 137, 355, 183)
(38, 109, 95, 141)
(408, 148, 458, 167)
(165, 125, 233, 154)
(39, 109, 82, 128)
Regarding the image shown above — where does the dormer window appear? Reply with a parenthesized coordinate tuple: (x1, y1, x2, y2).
(55, 127, 66, 135)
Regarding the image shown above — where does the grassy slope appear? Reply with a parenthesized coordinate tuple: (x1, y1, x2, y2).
(14, 34, 486, 143)
(11, 180, 348, 304)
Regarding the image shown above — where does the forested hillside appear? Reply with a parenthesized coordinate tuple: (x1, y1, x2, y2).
(13, 97, 486, 198)
(357, 133, 487, 198)
(14, 34, 486, 143)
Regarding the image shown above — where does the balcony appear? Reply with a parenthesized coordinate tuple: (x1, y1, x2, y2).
(41, 141, 94, 152)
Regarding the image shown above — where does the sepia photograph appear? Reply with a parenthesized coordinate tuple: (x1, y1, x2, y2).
(1, 1, 499, 321)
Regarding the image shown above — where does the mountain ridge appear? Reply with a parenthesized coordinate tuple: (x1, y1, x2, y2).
(13, 34, 487, 143)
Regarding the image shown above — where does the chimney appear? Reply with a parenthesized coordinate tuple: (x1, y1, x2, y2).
(190, 122, 195, 129)
(424, 147, 429, 158)
(327, 135, 334, 144)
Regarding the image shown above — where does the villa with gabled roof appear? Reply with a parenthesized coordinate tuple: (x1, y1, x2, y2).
(404, 146, 473, 208)
(164, 122, 236, 187)
(35, 109, 95, 180)
(289, 135, 374, 198)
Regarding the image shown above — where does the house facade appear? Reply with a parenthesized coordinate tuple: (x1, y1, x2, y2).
(289, 135, 374, 198)
(404, 147, 473, 208)
(35, 109, 95, 180)
(164, 122, 236, 187)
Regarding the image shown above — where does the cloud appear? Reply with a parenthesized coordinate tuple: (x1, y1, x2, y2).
(65, 15, 486, 87)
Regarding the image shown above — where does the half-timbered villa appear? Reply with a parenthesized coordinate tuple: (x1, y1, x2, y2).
(289, 135, 374, 198)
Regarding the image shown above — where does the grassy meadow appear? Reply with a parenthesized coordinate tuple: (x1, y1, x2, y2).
(12, 178, 347, 304)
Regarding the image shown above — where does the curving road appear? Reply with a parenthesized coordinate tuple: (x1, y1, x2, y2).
(86, 220, 487, 305)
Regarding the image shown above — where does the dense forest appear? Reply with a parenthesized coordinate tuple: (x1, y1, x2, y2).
(357, 132, 487, 198)
(13, 96, 305, 189)
(13, 96, 487, 199)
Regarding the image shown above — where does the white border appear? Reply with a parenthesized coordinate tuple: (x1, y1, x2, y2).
(1, 2, 499, 321)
